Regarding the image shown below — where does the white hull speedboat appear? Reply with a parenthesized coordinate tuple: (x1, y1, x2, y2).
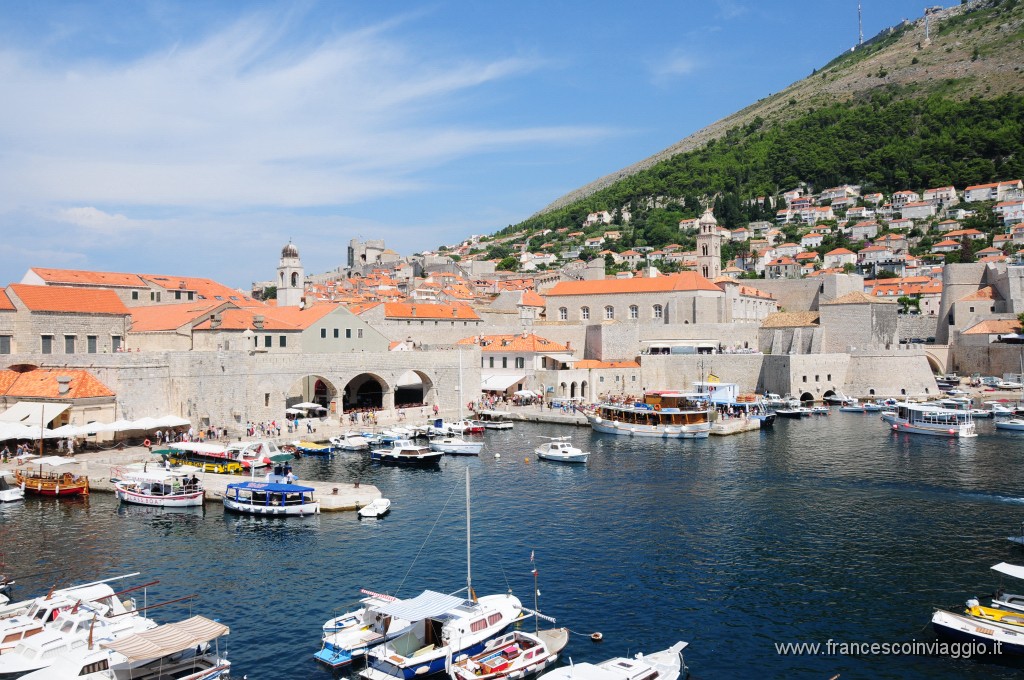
(429, 437, 484, 455)
(358, 498, 392, 518)
(332, 432, 372, 451)
(932, 607, 1024, 655)
(449, 628, 569, 680)
(371, 440, 443, 466)
(316, 591, 410, 668)
(996, 418, 1024, 431)
(535, 439, 589, 463)
(537, 641, 688, 680)
(0, 470, 24, 503)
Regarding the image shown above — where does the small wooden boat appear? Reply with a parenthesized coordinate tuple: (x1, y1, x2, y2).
(358, 498, 392, 518)
(449, 629, 569, 680)
(13, 456, 89, 497)
(223, 481, 320, 516)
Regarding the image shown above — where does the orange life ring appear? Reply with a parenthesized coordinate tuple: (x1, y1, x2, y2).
(143, 439, 151, 448)
(654, 404, 661, 411)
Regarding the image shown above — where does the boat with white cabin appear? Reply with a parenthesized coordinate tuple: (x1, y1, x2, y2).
(315, 589, 411, 668)
(114, 468, 204, 508)
(536, 641, 688, 680)
(881, 402, 977, 437)
(996, 418, 1024, 432)
(534, 438, 589, 464)
(370, 440, 443, 466)
(331, 431, 372, 451)
(429, 437, 484, 456)
(223, 480, 320, 515)
(477, 411, 515, 430)
(588, 391, 711, 439)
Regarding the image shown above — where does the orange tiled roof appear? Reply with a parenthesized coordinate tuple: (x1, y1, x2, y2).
(0, 368, 114, 399)
(192, 303, 340, 331)
(519, 290, 546, 307)
(545, 271, 720, 296)
(0, 289, 15, 312)
(458, 333, 568, 353)
(8, 284, 129, 315)
(26, 267, 148, 288)
(384, 302, 481, 320)
(958, 286, 999, 302)
(825, 248, 855, 256)
(130, 301, 228, 332)
(962, 319, 1021, 335)
(824, 291, 895, 305)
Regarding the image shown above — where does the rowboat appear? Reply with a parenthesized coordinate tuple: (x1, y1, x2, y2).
(358, 498, 392, 519)
(13, 456, 89, 497)
(449, 628, 569, 680)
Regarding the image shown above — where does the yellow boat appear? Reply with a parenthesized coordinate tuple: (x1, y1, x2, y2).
(966, 600, 1024, 627)
(294, 441, 334, 456)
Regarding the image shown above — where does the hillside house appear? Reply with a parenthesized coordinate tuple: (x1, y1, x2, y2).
(848, 221, 879, 241)
(923, 186, 958, 206)
(891, 190, 921, 208)
(823, 248, 857, 270)
(765, 257, 801, 280)
(964, 180, 1023, 203)
(900, 201, 937, 220)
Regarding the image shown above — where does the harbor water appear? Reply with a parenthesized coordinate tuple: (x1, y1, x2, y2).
(3, 413, 1024, 678)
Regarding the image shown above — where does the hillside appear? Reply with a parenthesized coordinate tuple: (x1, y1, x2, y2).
(531, 0, 1024, 218)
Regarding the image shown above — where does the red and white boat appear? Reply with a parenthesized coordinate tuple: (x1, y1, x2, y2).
(447, 420, 485, 435)
(114, 468, 204, 507)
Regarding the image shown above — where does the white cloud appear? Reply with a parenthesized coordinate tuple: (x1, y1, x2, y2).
(650, 52, 700, 85)
(54, 206, 145, 234)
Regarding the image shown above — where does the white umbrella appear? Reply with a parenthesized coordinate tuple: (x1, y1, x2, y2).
(131, 417, 162, 431)
(291, 402, 323, 410)
(107, 419, 141, 432)
(48, 424, 79, 437)
(155, 415, 190, 428)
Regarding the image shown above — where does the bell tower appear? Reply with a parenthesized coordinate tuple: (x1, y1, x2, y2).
(696, 209, 723, 280)
(277, 241, 305, 307)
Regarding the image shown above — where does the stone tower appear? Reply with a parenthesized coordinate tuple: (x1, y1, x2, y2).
(277, 241, 305, 307)
(696, 208, 723, 280)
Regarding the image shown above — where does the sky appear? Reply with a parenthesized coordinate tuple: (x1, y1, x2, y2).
(0, 0, 936, 290)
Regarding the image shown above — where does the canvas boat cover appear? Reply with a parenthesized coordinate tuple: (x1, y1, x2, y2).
(101, 615, 229, 662)
(374, 590, 467, 621)
(992, 562, 1024, 580)
(227, 481, 315, 493)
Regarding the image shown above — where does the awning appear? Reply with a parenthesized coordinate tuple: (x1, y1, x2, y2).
(992, 562, 1024, 580)
(101, 615, 229, 663)
(480, 374, 525, 391)
(0, 402, 70, 425)
(374, 590, 468, 621)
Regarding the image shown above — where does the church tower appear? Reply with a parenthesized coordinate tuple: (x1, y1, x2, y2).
(277, 241, 305, 307)
(696, 208, 723, 280)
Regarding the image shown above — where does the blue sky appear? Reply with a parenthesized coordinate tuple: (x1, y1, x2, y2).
(0, 0, 934, 289)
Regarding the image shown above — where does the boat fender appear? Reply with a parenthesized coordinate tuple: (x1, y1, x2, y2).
(590, 632, 603, 642)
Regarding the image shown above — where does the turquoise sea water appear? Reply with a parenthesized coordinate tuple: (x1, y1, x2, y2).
(3, 414, 1024, 679)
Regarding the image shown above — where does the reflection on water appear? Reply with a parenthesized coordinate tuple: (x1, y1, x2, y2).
(3, 417, 1024, 678)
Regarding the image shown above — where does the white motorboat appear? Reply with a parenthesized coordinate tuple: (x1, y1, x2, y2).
(429, 436, 484, 455)
(478, 410, 515, 430)
(0, 469, 24, 503)
(447, 420, 485, 435)
(370, 440, 443, 466)
(810, 405, 830, 415)
(996, 418, 1024, 432)
(114, 468, 204, 508)
(224, 439, 286, 468)
(332, 431, 372, 451)
(940, 397, 992, 418)
(358, 498, 392, 519)
(534, 437, 589, 463)
(881, 401, 976, 437)
(316, 590, 410, 668)
(932, 607, 1024, 655)
(449, 628, 569, 680)
(987, 562, 1024, 612)
(536, 641, 688, 680)
(223, 481, 320, 516)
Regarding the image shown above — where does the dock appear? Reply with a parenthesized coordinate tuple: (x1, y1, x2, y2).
(21, 446, 380, 512)
(709, 416, 762, 436)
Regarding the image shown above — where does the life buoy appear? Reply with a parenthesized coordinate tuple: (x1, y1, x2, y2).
(143, 439, 151, 448)
(654, 404, 661, 411)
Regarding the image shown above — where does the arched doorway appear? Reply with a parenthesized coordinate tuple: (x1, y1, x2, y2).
(288, 375, 338, 411)
(799, 392, 815, 403)
(559, 382, 567, 397)
(822, 390, 836, 401)
(395, 370, 433, 408)
(581, 381, 588, 399)
(344, 373, 389, 411)
(570, 382, 577, 398)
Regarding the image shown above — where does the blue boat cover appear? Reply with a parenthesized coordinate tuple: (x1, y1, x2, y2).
(374, 590, 468, 621)
(226, 481, 315, 492)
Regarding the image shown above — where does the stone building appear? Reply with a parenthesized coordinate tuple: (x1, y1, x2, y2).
(457, 332, 574, 395)
(0, 367, 117, 433)
(276, 241, 305, 307)
(1, 284, 131, 356)
(696, 209, 723, 280)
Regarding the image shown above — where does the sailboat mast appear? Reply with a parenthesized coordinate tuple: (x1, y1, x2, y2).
(465, 467, 472, 599)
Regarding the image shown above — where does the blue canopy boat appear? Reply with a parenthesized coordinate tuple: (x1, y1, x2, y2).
(223, 481, 320, 516)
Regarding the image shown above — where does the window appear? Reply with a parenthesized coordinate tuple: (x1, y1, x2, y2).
(131, 291, 139, 300)
(64, 335, 76, 354)
(87, 335, 97, 354)
(559, 307, 568, 321)
(264, 336, 272, 348)
(279, 336, 287, 347)
(41, 335, 53, 354)
(581, 307, 590, 321)
(969, 306, 975, 313)
(502, 357, 508, 369)
(174, 291, 181, 300)
(629, 305, 638, 319)
(653, 305, 663, 319)
(489, 357, 494, 368)
(346, 329, 352, 338)
(188, 292, 194, 301)
(802, 376, 807, 383)
(0, 336, 9, 354)
(515, 357, 525, 369)
(827, 374, 832, 381)
(265, 393, 270, 407)
(321, 329, 327, 338)
(112, 335, 122, 352)
(605, 306, 614, 320)
(333, 329, 339, 338)
(815, 375, 819, 382)
(358, 329, 363, 338)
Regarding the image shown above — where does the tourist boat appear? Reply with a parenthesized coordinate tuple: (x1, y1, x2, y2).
(361, 470, 524, 680)
(222, 481, 320, 515)
(996, 418, 1024, 432)
(448, 628, 569, 680)
(587, 392, 711, 439)
(332, 431, 372, 451)
(932, 606, 1024, 655)
(358, 497, 392, 519)
(429, 436, 484, 455)
(370, 439, 443, 466)
(774, 408, 810, 418)
(19, 614, 230, 680)
(13, 456, 89, 496)
(294, 440, 335, 456)
(163, 443, 246, 474)
(114, 468, 204, 508)
(477, 410, 515, 430)
(534, 437, 589, 464)
(224, 439, 288, 468)
(316, 589, 412, 668)
(447, 420, 485, 435)
(536, 641, 689, 680)
(939, 397, 992, 418)
(0, 469, 24, 502)
(881, 402, 977, 437)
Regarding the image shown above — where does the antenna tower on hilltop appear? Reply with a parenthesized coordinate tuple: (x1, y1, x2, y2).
(858, 2, 864, 46)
